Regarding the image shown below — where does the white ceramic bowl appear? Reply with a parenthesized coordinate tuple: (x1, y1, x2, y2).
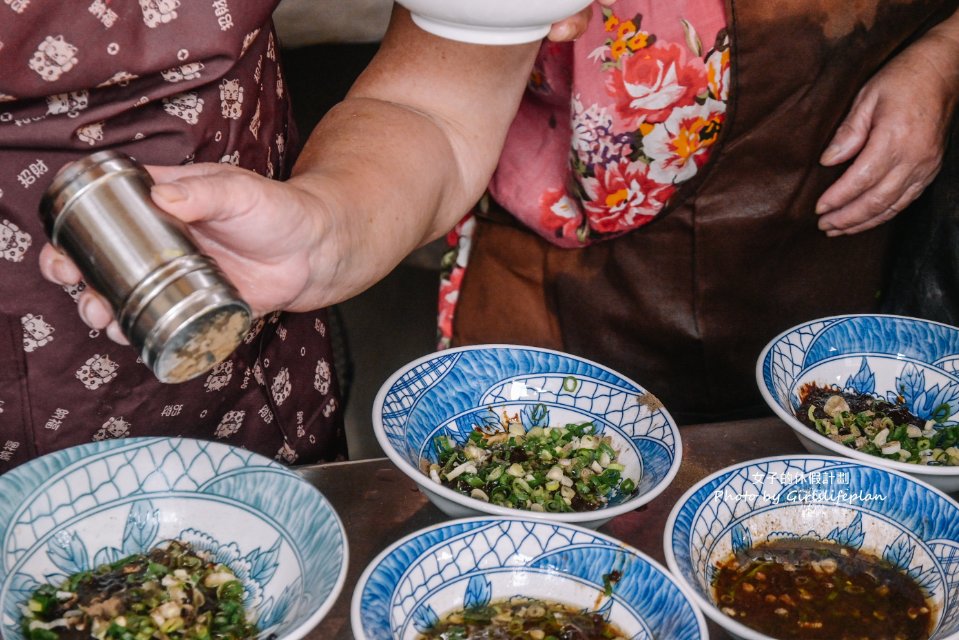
(372, 344, 682, 529)
(397, 0, 593, 44)
(353, 516, 708, 640)
(757, 314, 959, 493)
(665, 455, 959, 640)
(0, 438, 348, 640)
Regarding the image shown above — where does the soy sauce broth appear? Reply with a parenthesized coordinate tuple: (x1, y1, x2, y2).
(418, 597, 628, 640)
(712, 539, 932, 640)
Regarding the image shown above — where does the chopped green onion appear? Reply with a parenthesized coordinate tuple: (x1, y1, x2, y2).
(425, 410, 639, 512)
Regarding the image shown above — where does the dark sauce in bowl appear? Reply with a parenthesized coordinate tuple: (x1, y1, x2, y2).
(712, 539, 932, 640)
(418, 597, 628, 640)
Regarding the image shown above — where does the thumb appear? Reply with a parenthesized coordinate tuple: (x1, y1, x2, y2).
(820, 93, 876, 166)
(150, 170, 260, 225)
(548, 5, 591, 42)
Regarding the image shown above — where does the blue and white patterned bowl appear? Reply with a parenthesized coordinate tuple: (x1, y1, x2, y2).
(0, 438, 348, 640)
(352, 516, 707, 640)
(665, 455, 959, 640)
(372, 344, 682, 529)
(757, 314, 959, 492)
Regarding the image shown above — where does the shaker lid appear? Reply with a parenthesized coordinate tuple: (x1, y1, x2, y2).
(133, 263, 252, 384)
(151, 302, 252, 384)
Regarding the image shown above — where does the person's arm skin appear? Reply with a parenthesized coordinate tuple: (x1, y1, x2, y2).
(816, 7, 959, 236)
(147, 8, 539, 313)
(41, 3, 613, 343)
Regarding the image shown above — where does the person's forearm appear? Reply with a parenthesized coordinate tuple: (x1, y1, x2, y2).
(287, 7, 539, 306)
(918, 7, 959, 99)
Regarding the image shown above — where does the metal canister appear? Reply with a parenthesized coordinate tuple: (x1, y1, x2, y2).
(39, 150, 252, 384)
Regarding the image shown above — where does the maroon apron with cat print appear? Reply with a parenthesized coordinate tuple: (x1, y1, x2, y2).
(0, 0, 346, 472)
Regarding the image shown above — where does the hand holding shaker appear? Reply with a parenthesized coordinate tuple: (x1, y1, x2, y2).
(40, 150, 252, 383)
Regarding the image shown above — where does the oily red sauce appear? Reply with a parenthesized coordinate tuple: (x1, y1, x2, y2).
(712, 539, 932, 640)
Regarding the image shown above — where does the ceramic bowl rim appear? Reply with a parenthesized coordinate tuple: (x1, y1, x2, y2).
(396, 0, 593, 25)
(371, 343, 683, 524)
(756, 313, 959, 477)
(0, 436, 351, 640)
(350, 514, 709, 640)
(662, 453, 959, 640)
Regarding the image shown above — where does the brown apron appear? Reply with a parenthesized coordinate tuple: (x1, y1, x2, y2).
(453, 0, 959, 424)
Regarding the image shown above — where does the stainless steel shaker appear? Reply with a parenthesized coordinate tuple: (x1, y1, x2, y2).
(40, 150, 252, 383)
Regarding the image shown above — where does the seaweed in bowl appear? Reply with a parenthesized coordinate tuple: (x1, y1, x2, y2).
(421, 405, 638, 514)
(418, 596, 631, 639)
(20, 539, 258, 640)
(795, 382, 959, 467)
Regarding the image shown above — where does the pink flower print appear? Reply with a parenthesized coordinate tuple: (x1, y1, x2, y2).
(437, 265, 464, 346)
(643, 98, 725, 184)
(539, 188, 585, 242)
(608, 42, 707, 127)
(581, 160, 672, 234)
(706, 46, 730, 101)
(571, 98, 633, 171)
(436, 215, 475, 348)
(572, 100, 612, 157)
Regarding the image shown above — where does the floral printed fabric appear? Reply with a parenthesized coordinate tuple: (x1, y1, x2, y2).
(555, 12, 728, 242)
(439, 0, 729, 346)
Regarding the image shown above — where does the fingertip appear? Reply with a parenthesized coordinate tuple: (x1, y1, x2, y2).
(817, 216, 838, 235)
(105, 322, 130, 345)
(549, 4, 594, 42)
(816, 206, 844, 231)
(548, 21, 577, 42)
(38, 242, 61, 264)
(151, 181, 190, 205)
(819, 144, 843, 166)
(40, 244, 83, 285)
(53, 259, 82, 286)
(77, 293, 115, 330)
